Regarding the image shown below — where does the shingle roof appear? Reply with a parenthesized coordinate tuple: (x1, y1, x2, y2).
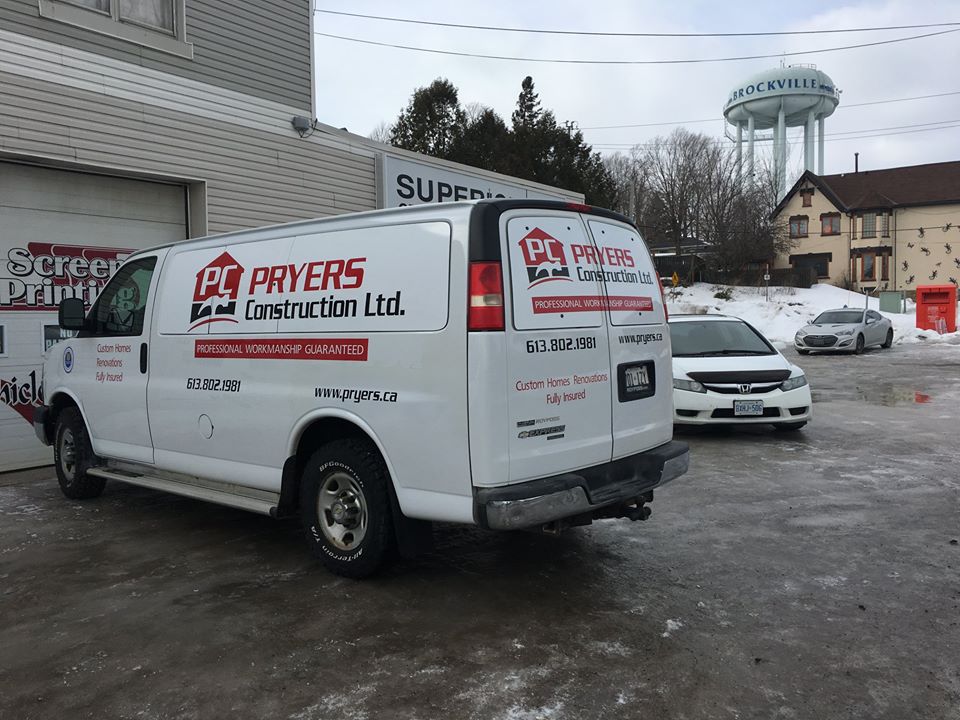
(773, 160, 960, 217)
(819, 161, 960, 210)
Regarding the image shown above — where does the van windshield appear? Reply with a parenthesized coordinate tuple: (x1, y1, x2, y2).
(670, 319, 775, 357)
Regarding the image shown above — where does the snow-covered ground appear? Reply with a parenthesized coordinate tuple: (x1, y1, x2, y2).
(665, 282, 960, 348)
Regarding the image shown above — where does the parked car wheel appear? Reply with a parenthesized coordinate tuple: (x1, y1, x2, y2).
(54, 407, 105, 500)
(774, 421, 807, 432)
(300, 438, 394, 578)
(797, 348, 810, 355)
(882, 329, 894, 349)
(854, 334, 865, 354)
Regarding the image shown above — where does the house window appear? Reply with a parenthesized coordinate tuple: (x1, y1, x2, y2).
(861, 252, 876, 281)
(800, 189, 814, 207)
(862, 212, 877, 238)
(789, 215, 809, 238)
(39, 0, 191, 58)
(790, 253, 832, 279)
(880, 213, 890, 237)
(820, 213, 841, 236)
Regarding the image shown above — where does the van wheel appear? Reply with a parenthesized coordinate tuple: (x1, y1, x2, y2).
(54, 407, 104, 500)
(300, 439, 394, 579)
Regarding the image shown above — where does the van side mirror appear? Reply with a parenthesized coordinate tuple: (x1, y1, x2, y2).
(58, 298, 88, 331)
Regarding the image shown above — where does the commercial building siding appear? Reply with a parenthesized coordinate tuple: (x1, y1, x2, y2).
(0, 28, 376, 233)
(0, 0, 312, 110)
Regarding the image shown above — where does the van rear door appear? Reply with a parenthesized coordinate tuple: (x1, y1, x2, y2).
(586, 218, 673, 458)
(503, 210, 613, 482)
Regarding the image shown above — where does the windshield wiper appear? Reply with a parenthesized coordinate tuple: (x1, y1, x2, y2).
(675, 349, 773, 356)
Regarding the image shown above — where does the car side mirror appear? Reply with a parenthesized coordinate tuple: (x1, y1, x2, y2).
(58, 298, 88, 331)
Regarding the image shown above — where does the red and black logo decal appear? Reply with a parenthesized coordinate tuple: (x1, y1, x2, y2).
(518, 228, 571, 288)
(190, 252, 244, 329)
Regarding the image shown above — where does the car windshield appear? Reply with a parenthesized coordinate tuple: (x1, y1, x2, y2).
(669, 319, 775, 357)
(813, 310, 863, 324)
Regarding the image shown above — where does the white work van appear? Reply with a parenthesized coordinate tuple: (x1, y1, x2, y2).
(35, 200, 688, 577)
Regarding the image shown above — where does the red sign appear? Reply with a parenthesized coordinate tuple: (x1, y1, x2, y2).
(194, 338, 369, 361)
(531, 295, 654, 314)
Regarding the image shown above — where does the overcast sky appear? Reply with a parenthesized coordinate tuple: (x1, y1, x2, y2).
(312, 1, 959, 182)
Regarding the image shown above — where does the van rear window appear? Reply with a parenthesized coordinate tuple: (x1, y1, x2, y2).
(506, 215, 604, 330)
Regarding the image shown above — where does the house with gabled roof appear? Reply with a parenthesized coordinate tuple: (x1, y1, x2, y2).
(771, 161, 960, 295)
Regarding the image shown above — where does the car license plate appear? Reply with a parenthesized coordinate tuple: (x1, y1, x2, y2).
(617, 361, 655, 402)
(734, 400, 764, 416)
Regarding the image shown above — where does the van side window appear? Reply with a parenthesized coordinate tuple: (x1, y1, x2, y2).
(85, 257, 157, 337)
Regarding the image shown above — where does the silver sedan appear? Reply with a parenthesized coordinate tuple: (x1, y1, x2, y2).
(794, 308, 894, 355)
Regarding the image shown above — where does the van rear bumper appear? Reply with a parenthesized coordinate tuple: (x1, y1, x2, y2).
(475, 440, 689, 530)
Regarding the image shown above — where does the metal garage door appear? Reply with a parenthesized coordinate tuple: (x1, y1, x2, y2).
(0, 163, 187, 471)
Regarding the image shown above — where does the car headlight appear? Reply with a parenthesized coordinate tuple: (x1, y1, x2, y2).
(780, 374, 808, 391)
(795, 330, 806, 339)
(673, 378, 706, 393)
(836, 329, 855, 336)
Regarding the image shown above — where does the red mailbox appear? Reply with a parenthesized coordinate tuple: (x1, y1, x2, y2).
(915, 284, 957, 333)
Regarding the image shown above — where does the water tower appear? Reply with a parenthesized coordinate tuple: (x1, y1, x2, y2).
(723, 65, 840, 197)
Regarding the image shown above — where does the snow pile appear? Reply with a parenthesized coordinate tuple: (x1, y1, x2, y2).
(665, 282, 960, 348)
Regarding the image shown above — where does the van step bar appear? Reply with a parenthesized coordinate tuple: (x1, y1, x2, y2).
(86, 467, 278, 516)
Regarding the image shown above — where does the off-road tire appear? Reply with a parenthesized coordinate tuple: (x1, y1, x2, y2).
(54, 407, 104, 500)
(854, 334, 865, 354)
(774, 421, 807, 432)
(300, 438, 394, 579)
(882, 329, 894, 349)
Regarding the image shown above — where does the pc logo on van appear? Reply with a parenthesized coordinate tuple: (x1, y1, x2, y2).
(518, 228, 571, 288)
(190, 251, 244, 330)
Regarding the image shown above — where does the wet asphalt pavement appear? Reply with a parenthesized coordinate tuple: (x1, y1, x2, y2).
(1, 342, 959, 719)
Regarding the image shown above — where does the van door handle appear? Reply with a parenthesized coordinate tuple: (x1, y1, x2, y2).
(140, 343, 148, 374)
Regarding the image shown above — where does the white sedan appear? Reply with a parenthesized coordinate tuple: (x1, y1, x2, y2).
(669, 314, 812, 431)
(794, 308, 894, 354)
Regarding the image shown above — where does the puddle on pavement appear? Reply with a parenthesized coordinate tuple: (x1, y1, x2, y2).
(812, 385, 934, 406)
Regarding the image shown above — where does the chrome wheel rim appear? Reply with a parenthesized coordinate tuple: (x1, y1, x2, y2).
(60, 428, 76, 480)
(317, 471, 368, 550)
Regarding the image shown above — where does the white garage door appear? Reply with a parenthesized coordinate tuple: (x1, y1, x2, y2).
(0, 163, 187, 472)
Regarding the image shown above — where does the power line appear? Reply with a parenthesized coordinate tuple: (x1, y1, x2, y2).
(581, 90, 960, 130)
(315, 10, 960, 39)
(313, 28, 960, 66)
(591, 121, 960, 149)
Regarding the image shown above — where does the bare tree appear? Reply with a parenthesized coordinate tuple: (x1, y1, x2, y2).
(368, 121, 392, 145)
(642, 129, 713, 256)
(604, 129, 792, 279)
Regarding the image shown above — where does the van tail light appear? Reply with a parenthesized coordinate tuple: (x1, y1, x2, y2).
(656, 274, 669, 321)
(468, 262, 505, 331)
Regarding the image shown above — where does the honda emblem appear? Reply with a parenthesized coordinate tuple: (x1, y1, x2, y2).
(738, 383, 752, 394)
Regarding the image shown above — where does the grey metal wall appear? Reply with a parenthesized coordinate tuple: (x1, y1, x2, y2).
(0, 0, 312, 111)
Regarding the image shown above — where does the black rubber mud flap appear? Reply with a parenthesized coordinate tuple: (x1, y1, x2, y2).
(388, 483, 434, 559)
